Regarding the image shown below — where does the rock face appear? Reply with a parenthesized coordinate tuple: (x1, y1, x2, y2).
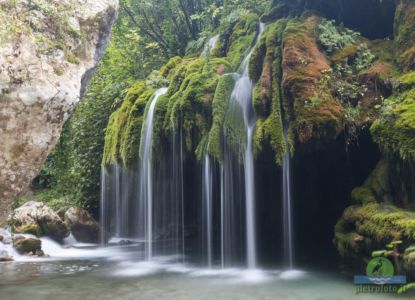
(64, 207, 100, 243)
(0, 0, 119, 221)
(9, 201, 68, 241)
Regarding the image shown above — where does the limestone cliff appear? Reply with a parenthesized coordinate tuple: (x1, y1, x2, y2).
(0, 0, 118, 221)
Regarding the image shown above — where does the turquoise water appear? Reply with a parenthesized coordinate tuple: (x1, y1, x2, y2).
(0, 255, 412, 300)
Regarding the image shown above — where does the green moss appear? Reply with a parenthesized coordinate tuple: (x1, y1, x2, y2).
(102, 82, 153, 166)
(163, 58, 224, 157)
(250, 20, 287, 165)
(351, 186, 376, 205)
(53, 65, 64, 76)
(66, 53, 80, 65)
(371, 89, 415, 162)
(283, 16, 343, 144)
(330, 43, 358, 64)
(398, 71, 415, 90)
(395, 0, 415, 70)
(151, 94, 170, 160)
(248, 34, 266, 82)
(120, 88, 155, 165)
(342, 203, 415, 242)
(18, 224, 41, 237)
(226, 13, 260, 70)
(160, 56, 182, 79)
(207, 74, 235, 162)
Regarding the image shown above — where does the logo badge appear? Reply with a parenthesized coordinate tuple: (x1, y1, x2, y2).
(366, 257, 394, 277)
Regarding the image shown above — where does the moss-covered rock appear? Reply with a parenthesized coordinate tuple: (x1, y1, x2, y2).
(214, 13, 260, 70)
(335, 157, 415, 273)
(251, 20, 287, 165)
(395, 0, 415, 70)
(371, 88, 415, 162)
(282, 16, 343, 145)
(207, 74, 235, 162)
(9, 201, 68, 241)
(13, 237, 42, 255)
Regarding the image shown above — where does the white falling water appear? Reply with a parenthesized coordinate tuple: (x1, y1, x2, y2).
(202, 34, 219, 56)
(224, 23, 265, 269)
(202, 155, 213, 267)
(139, 87, 168, 261)
(220, 165, 225, 269)
(282, 131, 294, 269)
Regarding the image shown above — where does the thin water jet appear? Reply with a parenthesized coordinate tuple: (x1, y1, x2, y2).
(139, 87, 168, 261)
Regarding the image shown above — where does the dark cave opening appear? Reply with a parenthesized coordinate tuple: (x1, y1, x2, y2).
(255, 128, 380, 269)
(292, 129, 380, 268)
(307, 0, 397, 39)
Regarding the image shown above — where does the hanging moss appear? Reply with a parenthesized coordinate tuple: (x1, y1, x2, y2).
(160, 56, 182, 79)
(225, 13, 260, 70)
(248, 33, 266, 82)
(163, 57, 229, 158)
(102, 83, 145, 165)
(394, 0, 415, 70)
(207, 74, 235, 162)
(282, 16, 343, 145)
(251, 20, 287, 165)
(150, 94, 170, 161)
(120, 88, 155, 165)
(371, 88, 415, 162)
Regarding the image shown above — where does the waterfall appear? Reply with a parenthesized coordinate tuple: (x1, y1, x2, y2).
(139, 87, 168, 261)
(202, 155, 213, 267)
(202, 34, 219, 56)
(222, 23, 265, 269)
(172, 126, 186, 262)
(282, 131, 294, 269)
(220, 165, 224, 269)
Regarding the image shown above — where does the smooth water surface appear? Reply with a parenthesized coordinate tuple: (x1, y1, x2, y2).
(0, 245, 412, 300)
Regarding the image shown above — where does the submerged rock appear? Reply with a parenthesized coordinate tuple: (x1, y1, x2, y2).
(64, 207, 100, 243)
(0, 249, 13, 262)
(9, 201, 68, 241)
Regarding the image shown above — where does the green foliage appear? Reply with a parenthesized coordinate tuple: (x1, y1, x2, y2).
(398, 283, 415, 294)
(355, 43, 376, 71)
(318, 19, 359, 53)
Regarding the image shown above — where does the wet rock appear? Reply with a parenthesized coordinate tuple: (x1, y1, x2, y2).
(0, 249, 13, 262)
(64, 207, 100, 243)
(13, 237, 41, 255)
(9, 201, 68, 241)
(2, 236, 12, 245)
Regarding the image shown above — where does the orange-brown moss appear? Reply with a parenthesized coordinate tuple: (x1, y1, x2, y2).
(282, 16, 343, 144)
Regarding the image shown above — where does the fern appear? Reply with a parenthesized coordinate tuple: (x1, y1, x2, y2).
(318, 20, 359, 53)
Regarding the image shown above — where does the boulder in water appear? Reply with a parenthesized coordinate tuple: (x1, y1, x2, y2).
(64, 207, 100, 243)
(9, 201, 68, 241)
(13, 237, 42, 255)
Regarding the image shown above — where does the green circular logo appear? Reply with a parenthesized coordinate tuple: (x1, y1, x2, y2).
(366, 257, 394, 277)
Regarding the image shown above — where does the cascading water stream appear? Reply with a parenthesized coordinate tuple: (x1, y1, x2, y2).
(202, 34, 219, 56)
(139, 87, 168, 261)
(223, 23, 265, 269)
(202, 155, 213, 267)
(282, 131, 294, 269)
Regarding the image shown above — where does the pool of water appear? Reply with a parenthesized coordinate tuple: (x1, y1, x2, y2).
(0, 245, 412, 300)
